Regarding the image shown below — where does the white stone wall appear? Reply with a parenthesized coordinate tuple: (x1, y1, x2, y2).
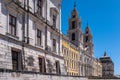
(0, 72, 88, 80)
(0, 0, 7, 35)
(0, 37, 65, 74)
(0, 0, 1, 27)
(47, 0, 61, 29)
(0, 39, 21, 70)
(0, 0, 66, 75)
(0, 0, 62, 53)
(0, 72, 119, 80)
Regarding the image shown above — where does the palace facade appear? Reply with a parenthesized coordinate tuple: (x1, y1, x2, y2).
(62, 34, 80, 76)
(61, 4, 99, 77)
(0, 0, 66, 75)
(0, 0, 107, 79)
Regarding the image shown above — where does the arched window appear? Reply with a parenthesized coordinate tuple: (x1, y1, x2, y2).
(72, 15, 76, 18)
(72, 21, 75, 29)
(86, 30, 89, 34)
(72, 33, 75, 41)
(86, 36, 89, 42)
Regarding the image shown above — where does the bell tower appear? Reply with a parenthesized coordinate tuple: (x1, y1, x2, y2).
(68, 3, 83, 47)
(84, 22, 94, 56)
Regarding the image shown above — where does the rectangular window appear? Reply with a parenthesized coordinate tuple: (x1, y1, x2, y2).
(9, 15, 16, 36)
(53, 15, 56, 27)
(12, 50, 22, 71)
(56, 61, 61, 74)
(39, 57, 46, 73)
(37, 29, 42, 45)
(37, 0, 42, 16)
(53, 39, 56, 52)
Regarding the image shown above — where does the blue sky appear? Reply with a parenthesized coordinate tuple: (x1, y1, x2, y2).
(61, 0, 120, 75)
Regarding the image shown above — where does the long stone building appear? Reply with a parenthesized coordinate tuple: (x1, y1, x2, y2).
(0, 0, 66, 75)
(0, 0, 106, 79)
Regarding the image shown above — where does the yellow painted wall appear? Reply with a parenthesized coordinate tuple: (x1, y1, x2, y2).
(62, 40, 80, 76)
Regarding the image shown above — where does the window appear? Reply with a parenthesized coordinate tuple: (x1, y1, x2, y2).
(37, 0, 43, 16)
(72, 21, 75, 29)
(9, 15, 16, 36)
(53, 39, 56, 52)
(53, 15, 57, 27)
(86, 36, 89, 42)
(72, 33, 75, 41)
(86, 30, 89, 34)
(72, 60, 73, 69)
(56, 61, 61, 74)
(39, 57, 46, 73)
(37, 29, 42, 45)
(72, 15, 76, 18)
(12, 50, 22, 71)
(67, 60, 69, 67)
